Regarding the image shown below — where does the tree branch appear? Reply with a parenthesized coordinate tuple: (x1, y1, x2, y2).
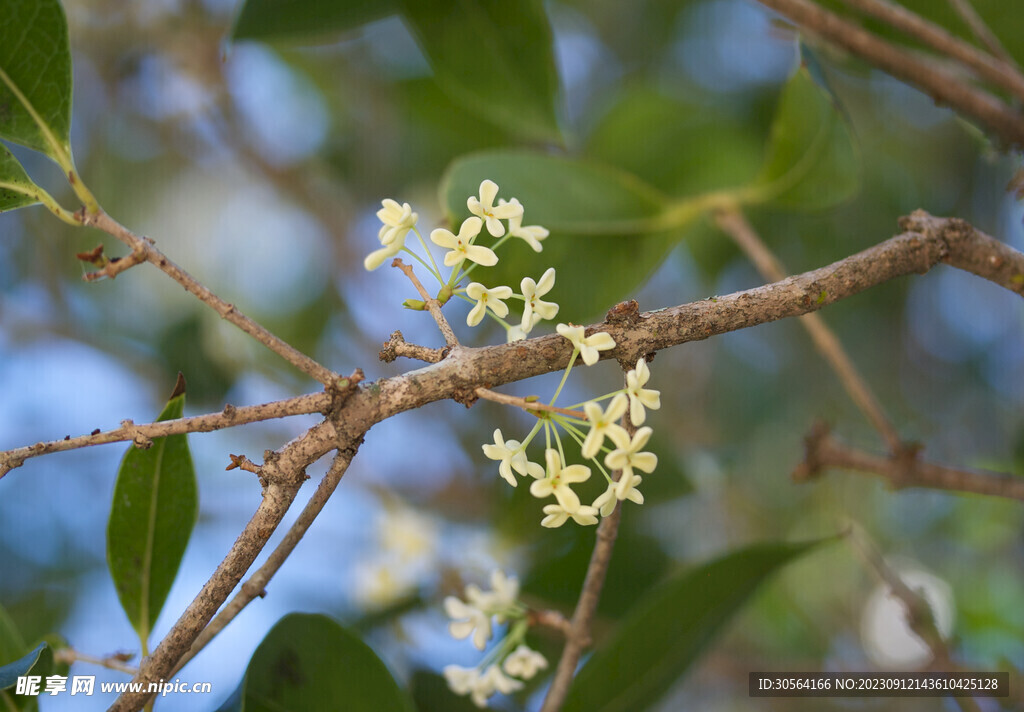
(838, 0, 1024, 104)
(0, 392, 332, 479)
(715, 208, 902, 453)
(172, 447, 360, 674)
(110, 210, 1024, 709)
(756, 0, 1024, 147)
(80, 209, 340, 386)
(794, 422, 1024, 501)
(945, 0, 1020, 71)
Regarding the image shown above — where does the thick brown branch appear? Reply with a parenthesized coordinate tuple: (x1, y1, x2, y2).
(795, 422, 1024, 501)
(839, 0, 1024, 104)
(80, 210, 339, 385)
(173, 447, 360, 673)
(109, 422, 339, 712)
(0, 393, 332, 480)
(715, 208, 902, 453)
(757, 0, 1024, 147)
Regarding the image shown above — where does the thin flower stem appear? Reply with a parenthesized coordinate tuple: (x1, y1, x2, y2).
(520, 421, 543, 450)
(475, 388, 585, 419)
(567, 389, 625, 410)
(413, 226, 444, 282)
(401, 246, 441, 283)
(550, 350, 579, 405)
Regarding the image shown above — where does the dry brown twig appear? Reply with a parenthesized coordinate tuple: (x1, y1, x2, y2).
(714, 208, 902, 453)
(756, 0, 1024, 147)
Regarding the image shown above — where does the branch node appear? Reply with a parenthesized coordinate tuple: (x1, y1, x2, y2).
(605, 299, 641, 325)
(121, 419, 153, 449)
(226, 454, 262, 475)
(793, 420, 831, 483)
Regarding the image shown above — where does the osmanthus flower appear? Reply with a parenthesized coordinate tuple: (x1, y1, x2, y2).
(605, 426, 658, 482)
(500, 198, 548, 252)
(581, 394, 629, 459)
(468, 179, 523, 237)
(481, 569, 521, 614)
(465, 282, 513, 327)
(625, 357, 661, 425)
(556, 323, 616, 366)
(502, 644, 549, 680)
(474, 665, 524, 707)
(593, 475, 644, 516)
(482, 429, 543, 486)
(520, 267, 559, 332)
(444, 596, 493, 651)
(377, 199, 418, 246)
(541, 502, 599, 528)
(363, 240, 404, 271)
(530, 448, 591, 512)
(431, 216, 497, 267)
(443, 665, 480, 699)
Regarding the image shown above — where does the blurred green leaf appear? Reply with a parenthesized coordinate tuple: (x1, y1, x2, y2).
(231, 0, 399, 42)
(0, 642, 52, 712)
(586, 85, 764, 196)
(398, 0, 562, 143)
(409, 670, 482, 712)
(751, 66, 859, 211)
(0, 145, 42, 213)
(441, 150, 679, 320)
(107, 373, 197, 645)
(224, 612, 415, 712)
(0, 0, 73, 165)
(0, 603, 26, 665)
(562, 538, 832, 712)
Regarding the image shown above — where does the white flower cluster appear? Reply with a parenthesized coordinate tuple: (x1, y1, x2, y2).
(443, 570, 548, 708)
(483, 354, 660, 528)
(365, 180, 555, 342)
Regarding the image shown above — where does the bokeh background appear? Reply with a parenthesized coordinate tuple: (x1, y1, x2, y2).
(1, 0, 1022, 710)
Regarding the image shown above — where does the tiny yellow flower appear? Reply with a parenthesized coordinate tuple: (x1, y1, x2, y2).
(431, 216, 497, 267)
(556, 323, 616, 366)
(465, 282, 513, 327)
(467, 179, 523, 237)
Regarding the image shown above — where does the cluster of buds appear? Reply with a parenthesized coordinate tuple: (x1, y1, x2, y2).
(443, 571, 548, 708)
(366, 180, 555, 342)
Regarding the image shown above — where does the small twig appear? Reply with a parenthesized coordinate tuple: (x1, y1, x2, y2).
(946, 0, 1020, 71)
(379, 330, 447, 363)
(715, 208, 902, 453)
(795, 422, 1024, 502)
(527, 609, 574, 638)
(540, 375, 634, 712)
(225, 454, 262, 475)
(757, 0, 1024, 147)
(847, 526, 983, 712)
(392, 258, 459, 348)
(837, 0, 1024, 104)
(80, 210, 339, 386)
(0, 392, 332, 480)
(173, 448, 359, 673)
(53, 647, 138, 676)
(475, 387, 585, 419)
(82, 244, 148, 281)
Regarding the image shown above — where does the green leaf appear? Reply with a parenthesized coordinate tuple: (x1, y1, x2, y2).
(0, 642, 50, 690)
(441, 150, 678, 320)
(0, 0, 74, 166)
(751, 66, 859, 211)
(0, 603, 26, 666)
(562, 538, 833, 712)
(0, 143, 43, 213)
(107, 373, 197, 645)
(231, 0, 399, 42)
(398, 0, 562, 143)
(222, 613, 415, 712)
